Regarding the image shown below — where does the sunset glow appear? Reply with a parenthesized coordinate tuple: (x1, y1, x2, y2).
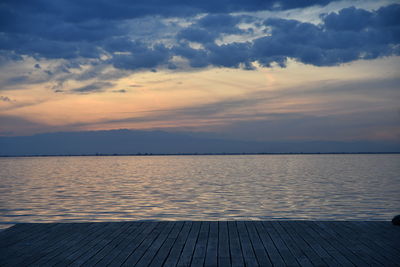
(0, 0, 399, 144)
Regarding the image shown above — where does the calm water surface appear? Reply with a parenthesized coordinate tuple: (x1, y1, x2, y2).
(0, 154, 399, 229)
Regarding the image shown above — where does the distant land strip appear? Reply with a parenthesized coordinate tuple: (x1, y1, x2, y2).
(1, 152, 399, 157)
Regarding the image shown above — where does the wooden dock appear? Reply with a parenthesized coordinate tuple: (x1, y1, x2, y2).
(0, 221, 398, 266)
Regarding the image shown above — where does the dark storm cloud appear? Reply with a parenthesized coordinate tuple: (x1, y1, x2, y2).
(0, 1, 399, 78)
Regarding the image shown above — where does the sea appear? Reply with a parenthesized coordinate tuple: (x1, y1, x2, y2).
(0, 154, 399, 229)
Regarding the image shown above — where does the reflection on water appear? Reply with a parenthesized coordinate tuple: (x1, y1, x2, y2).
(0, 155, 399, 228)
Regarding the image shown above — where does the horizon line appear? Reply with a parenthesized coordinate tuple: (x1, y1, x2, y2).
(1, 152, 399, 158)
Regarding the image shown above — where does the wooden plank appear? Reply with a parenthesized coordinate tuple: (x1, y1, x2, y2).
(105, 222, 155, 267)
(280, 221, 334, 267)
(108, 222, 159, 267)
(59, 223, 128, 267)
(361, 221, 400, 239)
(24, 223, 102, 266)
(190, 221, 209, 267)
(371, 221, 400, 254)
(244, 221, 272, 267)
(349, 221, 400, 256)
(163, 221, 193, 267)
(0, 223, 57, 249)
(270, 221, 312, 267)
(227, 221, 245, 267)
(135, 221, 176, 267)
(301, 221, 356, 266)
(0, 223, 44, 244)
(218, 221, 231, 267)
(17, 223, 96, 266)
(329, 221, 389, 266)
(0, 224, 22, 237)
(80, 222, 142, 266)
(57, 222, 128, 266)
(282, 221, 342, 266)
(35, 222, 112, 266)
(94, 222, 143, 266)
(372, 221, 400, 241)
(237, 221, 259, 267)
(346, 221, 400, 263)
(262, 221, 299, 267)
(1, 223, 88, 266)
(121, 222, 167, 266)
(0, 223, 62, 264)
(328, 221, 385, 266)
(311, 221, 371, 266)
(149, 221, 185, 267)
(51, 222, 125, 266)
(1, 221, 399, 267)
(204, 221, 218, 267)
(0, 224, 38, 242)
(176, 221, 201, 267)
(253, 221, 285, 267)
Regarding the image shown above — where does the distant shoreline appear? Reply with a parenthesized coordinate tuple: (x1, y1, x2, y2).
(1, 152, 399, 157)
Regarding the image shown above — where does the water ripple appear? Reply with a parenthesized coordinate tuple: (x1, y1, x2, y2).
(0, 154, 399, 229)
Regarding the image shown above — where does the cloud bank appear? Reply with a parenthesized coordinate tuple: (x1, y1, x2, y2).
(1, 2, 399, 79)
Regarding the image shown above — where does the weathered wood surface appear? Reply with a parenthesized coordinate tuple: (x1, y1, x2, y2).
(0, 221, 398, 266)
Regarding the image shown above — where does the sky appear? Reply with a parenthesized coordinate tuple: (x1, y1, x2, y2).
(0, 0, 399, 143)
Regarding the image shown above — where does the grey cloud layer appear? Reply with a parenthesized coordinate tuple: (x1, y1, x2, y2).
(1, 76, 399, 140)
(175, 5, 400, 68)
(0, 1, 399, 91)
(110, 4, 400, 71)
(90, 76, 400, 128)
(0, 0, 339, 24)
(70, 82, 114, 93)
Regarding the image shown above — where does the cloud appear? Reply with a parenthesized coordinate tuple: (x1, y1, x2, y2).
(0, 1, 399, 88)
(0, 96, 14, 102)
(70, 81, 113, 93)
(177, 28, 219, 44)
(0, 74, 50, 89)
(198, 13, 243, 30)
(3, 75, 30, 85)
(207, 42, 254, 69)
(219, 109, 400, 142)
(177, 14, 246, 44)
(0, 0, 341, 27)
(174, 4, 400, 68)
(89, 75, 400, 137)
(0, 115, 50, 136)
(1, 74, 398, 140)
(109, 43, 171, 70)
(2, 0, 333, 61)
(112, 89, 127, 93)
